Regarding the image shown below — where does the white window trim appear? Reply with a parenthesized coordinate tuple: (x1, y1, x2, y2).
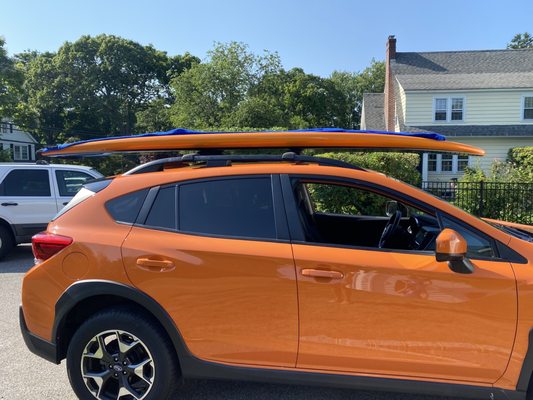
(432, 96, 466, 123)
(13, 144, 30, 161)
(522, 94, 533, 121)
(425, 153, 471, 176)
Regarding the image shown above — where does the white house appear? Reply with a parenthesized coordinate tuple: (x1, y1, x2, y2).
(0, 119, 38, 161)
(361, 36, 533, 182)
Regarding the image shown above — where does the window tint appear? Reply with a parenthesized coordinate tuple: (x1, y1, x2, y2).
(0, 169, 50, 196)
(179, 178, 276, 239)
(55, 170, 94, 197)
(106, 189, 148, 224)
(145, 187, 176, 230)
(441, 216, 495, 259)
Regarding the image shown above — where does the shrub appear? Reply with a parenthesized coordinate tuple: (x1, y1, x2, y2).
(456, 162, 533, 224)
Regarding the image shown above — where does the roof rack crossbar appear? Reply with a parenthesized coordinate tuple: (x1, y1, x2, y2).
(124, 152, 365, 175)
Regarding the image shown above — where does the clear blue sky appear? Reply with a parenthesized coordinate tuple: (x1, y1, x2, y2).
(2, 0, 532, 76)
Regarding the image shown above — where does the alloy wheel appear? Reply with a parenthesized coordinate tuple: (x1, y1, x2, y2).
(81, 330, 155, 400)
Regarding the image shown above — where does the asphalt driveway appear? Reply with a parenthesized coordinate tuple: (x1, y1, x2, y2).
(0, 245, 467, 400)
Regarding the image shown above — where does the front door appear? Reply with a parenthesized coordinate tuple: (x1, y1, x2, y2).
(122, 176, 299, 367)
(287, 177, 517, 383)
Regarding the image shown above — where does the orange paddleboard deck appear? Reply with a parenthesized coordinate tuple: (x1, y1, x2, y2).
(40, 128, 485, 157)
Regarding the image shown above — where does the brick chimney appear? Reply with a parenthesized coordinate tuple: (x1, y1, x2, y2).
(384, 35, 397, 131)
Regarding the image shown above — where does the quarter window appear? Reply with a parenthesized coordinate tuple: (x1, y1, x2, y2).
(0, 169, 50, 196)
(106, 189, 149, 224)
(524, 96, 533, 120)
(179, 178, 276, 239)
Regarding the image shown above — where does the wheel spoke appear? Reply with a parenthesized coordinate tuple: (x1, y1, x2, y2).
(115, 330, 139, 356)
(117, 380, 141, 399)
(131, 358, 154, 386)
(83, 370, 112, 399)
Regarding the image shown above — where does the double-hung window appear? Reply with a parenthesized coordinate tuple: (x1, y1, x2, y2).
(524, 96, 533, 120)
(13, 145, 29, 161)
(434, 97, 465, 122)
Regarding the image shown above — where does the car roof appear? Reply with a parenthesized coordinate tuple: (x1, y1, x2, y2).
(40, 128, 485, 157)
(0, 162, 95, 170)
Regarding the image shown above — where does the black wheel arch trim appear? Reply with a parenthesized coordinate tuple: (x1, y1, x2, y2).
(53, 280, 190, 362)
(49, 280, 532, 400)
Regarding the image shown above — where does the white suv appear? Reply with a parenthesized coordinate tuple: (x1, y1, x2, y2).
(0, 162, 102, 258)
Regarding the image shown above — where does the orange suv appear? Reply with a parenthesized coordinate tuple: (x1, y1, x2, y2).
(20, 130, 533, 400)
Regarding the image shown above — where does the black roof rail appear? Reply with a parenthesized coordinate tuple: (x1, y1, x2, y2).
(124, 152, 366, 176)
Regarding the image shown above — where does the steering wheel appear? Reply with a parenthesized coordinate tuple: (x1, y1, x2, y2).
(379, 210, 402, 248)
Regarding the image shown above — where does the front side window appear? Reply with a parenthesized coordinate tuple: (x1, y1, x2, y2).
(179, 178, 276, 239)
(0, 169, 50, 196)
(295, 180, 438, 251)
(524, 96, 533, 120)
(55, 170, 94, 197)
(440, 216, 495, 259)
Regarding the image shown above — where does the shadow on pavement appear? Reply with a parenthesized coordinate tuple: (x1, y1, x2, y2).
(0, 244, 34, 273)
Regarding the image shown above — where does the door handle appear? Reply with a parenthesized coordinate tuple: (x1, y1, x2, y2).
(1, 202, 18, 206)
(301, 269, 344, 279)
(63, 202, 69, 206)
(136, 258, 175, 272)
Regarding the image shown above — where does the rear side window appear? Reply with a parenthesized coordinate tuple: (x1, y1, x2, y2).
(55, 170, 95, 197)
(106, 189, 149, 224)
(0, 169, 51, 196)
(179, 178, 276, 239)
(145, 187, 176, 230)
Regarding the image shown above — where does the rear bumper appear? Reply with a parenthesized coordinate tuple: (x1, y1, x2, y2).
(19, 306, 60, 364)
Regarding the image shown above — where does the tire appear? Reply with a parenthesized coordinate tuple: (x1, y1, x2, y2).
(66, 307, 181, 400)
(0, 225, 14, 260)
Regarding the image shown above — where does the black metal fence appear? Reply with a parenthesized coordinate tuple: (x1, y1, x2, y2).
(422, 181, 533, 224)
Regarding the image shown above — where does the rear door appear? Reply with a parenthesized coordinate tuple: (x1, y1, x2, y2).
(121, 175, 299, 367)
(0, 167, 57, 238)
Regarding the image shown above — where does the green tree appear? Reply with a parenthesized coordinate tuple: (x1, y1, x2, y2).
(331, 60, 385, 129)
(0, 37, 23, 118)
(15, 34, 196, 145)
(507, 32, 533, 49)
(170, 42, 282, 129)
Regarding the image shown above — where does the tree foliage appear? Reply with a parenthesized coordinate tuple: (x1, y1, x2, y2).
(14, 34, 198, 144)
(507, 32, 533, 49)
(0, 37, 23, 118)
(309, 152, 421, 215)
(170, 42, 384, 131)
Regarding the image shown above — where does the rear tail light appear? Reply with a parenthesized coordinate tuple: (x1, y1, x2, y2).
(32, 232, 73, 262)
